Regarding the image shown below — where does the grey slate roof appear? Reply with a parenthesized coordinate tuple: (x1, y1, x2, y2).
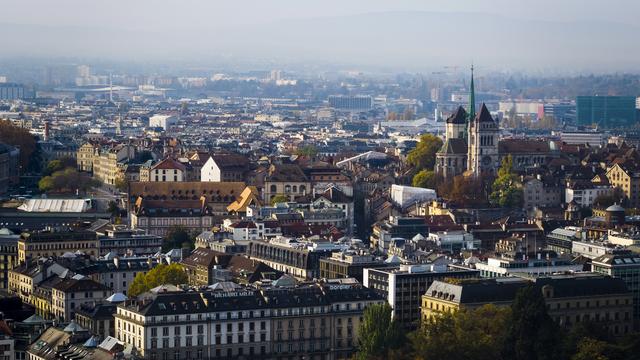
(438, 138, 468, 155)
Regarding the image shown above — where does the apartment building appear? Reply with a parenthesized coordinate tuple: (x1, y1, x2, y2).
(17, 230, 99, 264)
(114, 283, 383, 360)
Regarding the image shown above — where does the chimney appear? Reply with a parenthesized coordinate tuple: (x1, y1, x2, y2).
(44, 121, 50, 141)
(114, 257, 120, 268)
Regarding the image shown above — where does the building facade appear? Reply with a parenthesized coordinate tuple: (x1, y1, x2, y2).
(114, 283, 383, 360)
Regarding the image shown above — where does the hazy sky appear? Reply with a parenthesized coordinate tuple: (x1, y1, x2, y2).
(3, 0, 639, 28)
(1, 0, 639, 72)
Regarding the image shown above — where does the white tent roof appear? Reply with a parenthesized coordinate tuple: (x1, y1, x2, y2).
(106, 292, 128, 303)
(18, 198, 92, 213)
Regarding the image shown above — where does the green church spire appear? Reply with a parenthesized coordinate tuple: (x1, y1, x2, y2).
(468, 64, 476, 124)
(464, 64, 475, 140)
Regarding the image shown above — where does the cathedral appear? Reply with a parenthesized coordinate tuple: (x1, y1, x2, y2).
(435, 67, 555, 179)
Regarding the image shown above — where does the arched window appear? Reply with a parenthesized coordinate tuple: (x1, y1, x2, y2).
(270, 185, 277, 192)
(292, 185, 297, 193)
(284, 185, 291, 193)
(300, 185, 306, 194)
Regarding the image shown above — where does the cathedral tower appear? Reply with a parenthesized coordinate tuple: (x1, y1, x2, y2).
(466, 66, 499, 176)
(467, 103, 500, 177)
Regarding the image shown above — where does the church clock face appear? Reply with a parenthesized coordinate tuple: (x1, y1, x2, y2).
(482, 156, 492, 166)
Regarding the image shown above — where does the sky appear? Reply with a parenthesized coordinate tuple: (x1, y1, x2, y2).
(1, 0, 639, 72)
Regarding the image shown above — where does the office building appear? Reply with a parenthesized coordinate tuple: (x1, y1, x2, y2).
(576, 96, 636, 127)
(96, 226, 163, 257)
(328, 95, 373, 111)
(475, 251, 582, 278)
(363, 264, 479, 328)
(0, 83, 26, 100)
(247, 238, 340, 280)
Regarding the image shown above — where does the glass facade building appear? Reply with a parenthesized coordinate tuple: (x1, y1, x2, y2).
(576, 96, 636, 127)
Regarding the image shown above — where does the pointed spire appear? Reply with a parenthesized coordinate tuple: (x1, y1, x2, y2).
(468, 64, 476, 123)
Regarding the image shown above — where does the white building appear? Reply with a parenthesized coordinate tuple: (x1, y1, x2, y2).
(475, 253, 583, 278)
(559, 131, 604, 146)
(148, 115, 177, 130)
(390, 184, 437, 209)
(427, 230, 479, 252)
(149, 158, 186, 182)
(565, 182, 613, 207)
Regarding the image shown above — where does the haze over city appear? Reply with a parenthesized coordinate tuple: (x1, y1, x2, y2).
(2, 0, 640, 72)
(1, 1, 640, 360)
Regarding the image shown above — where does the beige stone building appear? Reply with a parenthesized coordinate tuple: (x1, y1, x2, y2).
(51, 278, 111, 322)
(93, 144, 135, 186)
(605, 163, 640, 208)
(76, 142, 99, 172)
(422, 275, 634, 336)
(263, 164, 311, 202)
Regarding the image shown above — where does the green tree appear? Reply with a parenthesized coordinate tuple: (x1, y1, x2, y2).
(43, 157, 76, 176)
(412, 304, 511, 360)
(107, 201, 120, 217)
(114, 175, 129, 192)
(128, 263, 188, 297)
(503, 285, 561, 360)
(270, 194, 289, 206)
(294, 145, 319, 157)
(490, 155, 523, 207)
(406, 133, 443, 171)
(162, 226, 194, 252)
(38, 168, 99, 193)
(356, 303, 404, 360)
(572, 338, 609, 360)
(412, 169, 436, 189)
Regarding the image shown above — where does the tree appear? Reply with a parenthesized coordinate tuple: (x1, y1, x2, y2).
(406, 134, 443, 171)
(162, 226, 194, 252)
(38, 168, 100, 193)
(107, 200, 120, 217)
(356, 303, 404, 360)
(128, 263, 188, 297)
(490, 155, 523, 208)
(572, 338, 609, 360)
(270, 194, 289, 206)
(0, 120, 37, 171)
(503, 285, 561, 360)
(440, 174, 486, 206)
(412, 170, 436, 189)
(114, 175, 129, 193)
(137, 150, 154, 163)
(412, 304, 511, 360)
(43, 157, 76, 176)
(294, 145, 318, 157)
(593, 187, 626, 208)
